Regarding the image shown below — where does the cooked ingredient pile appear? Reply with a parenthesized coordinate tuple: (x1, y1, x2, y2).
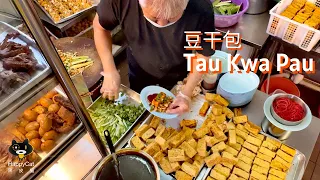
(212, 0, 241, 15)
(58, 50, 93, 76)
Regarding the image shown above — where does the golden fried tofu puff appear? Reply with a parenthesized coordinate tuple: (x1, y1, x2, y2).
(281, 11, 296, 19)
(293, 15, 307, 23)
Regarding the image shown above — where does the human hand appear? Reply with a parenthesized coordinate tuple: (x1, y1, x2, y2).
(166, 92, 191, 115)
(100, 70, 121, 100)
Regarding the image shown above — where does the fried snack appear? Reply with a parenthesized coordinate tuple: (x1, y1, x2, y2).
(155, 123, 166, 136)
(180, 141, 197, 158)
(193, 160, 202, 173)
(180, 119, 197, 128)
(206, 176, 214, 180)
(233, 167, 249, 179)
(229, 174, 240, 180)
(215, 114, 227, 124)
(170, 161, 181, 171)
(153, 151, 165, 163)
(175, 170, 193, 180)
(268, 174, 283, 180)
(234, 108, 242, 116)
(141, 128, 155, 141)
(277, 149, 293, 163)
(237, 136, 245, 145)
(182, 126, 195, 140)
(234, 115, 248, 124)
(135, 124, 150, 137)
(244, 121, 261, 135)
(246, 135, 262, 147)
(280, 11, 296, 19)
(250, 170, 267, 180)
(193, 126, 210, 139)
(169, 132, 186, 148)
(184, 156, 194, 164)
(205, 152, 221, 167)
(211, 123, 225, 140)
(193, 154, 205, 164)
(239, 148, 256, 159)
(243, 141, 258, 153)
(211, 141, 227, 152)
(222, 162, 234, 169)
(226, 122, 236, 130)
(131, 136, 145, 150)
(149, 116, 161, 129)
(225, 145, 239, 157)
(159, 157, 173, 174)
(199, 102, 210, 117)
(155, 136, 169, 150)
(271, 159, 289, 172)
(273, 156, 291, 169)
(221, 151, 239, 165)
(256, 152, 272, 163)
(144, 142, 160, 156)
(161, 128, 172, 140)
(293, 15, 307, 23)
(236, 160, 251, 172)
(269, 168, 287, 179)
(235, 128, 248, 140)
(205, 93, 229, 106)
(210, 169, 227, 180)
(261, 141, 278, 151)
(236, 124, 249, 134)
(214, 164, 231, 177)
(228, 142, 242, 151)
(187, 138, 197, 150)
(259, 147, 276, 158)
(280, 144, 296, 156)
(212, 104, 223, 116)
(223, 106, 234, 119)
(228, 129, 237, 145)
(181, 162, 198, 177)
(304, 19, 320, 29)
(146, 138, 155, 145)
(168, 148, 185, 162)
(238, 154, 253, 165)
(253, 157, 270, 169)
(252, 164, 269, 175)
(197, 138, 208, 157)
(266, 137, 281, 149)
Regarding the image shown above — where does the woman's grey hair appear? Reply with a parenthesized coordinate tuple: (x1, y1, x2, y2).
(139, 0, 189, 20)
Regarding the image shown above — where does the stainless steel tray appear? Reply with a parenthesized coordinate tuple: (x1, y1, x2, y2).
(0, 21, 51, 112)
(87, 84, 146, 147)
(0, 84, 83, 180)
(33, 0, 98, 24)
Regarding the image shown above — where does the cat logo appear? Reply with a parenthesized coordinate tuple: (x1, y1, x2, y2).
(9, 139, 33, 161)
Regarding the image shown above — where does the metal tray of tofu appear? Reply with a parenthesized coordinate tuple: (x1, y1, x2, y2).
(200, 131, 306, 180)
(0, 83, 82, 180)
(87, 84, 146, 148)
(0, 21, 51, 112)
(33, 0, 98, 24)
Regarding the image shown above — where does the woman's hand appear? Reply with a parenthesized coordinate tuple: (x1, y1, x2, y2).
(100, 70, 121, 100)
(166, 92, 191, 115)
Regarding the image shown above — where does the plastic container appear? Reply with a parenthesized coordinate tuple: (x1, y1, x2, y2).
(261, 77, 300, 97)
(212, 0, 249, 28)
(266, 0, 320, 52)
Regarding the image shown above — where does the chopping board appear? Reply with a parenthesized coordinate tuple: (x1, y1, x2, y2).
(53, 37, 103, 89)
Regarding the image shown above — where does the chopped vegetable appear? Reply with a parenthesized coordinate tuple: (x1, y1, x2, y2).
(212, 0, 241, 15)
(58, 50, 94, 76)
(88, 95, 144, 144)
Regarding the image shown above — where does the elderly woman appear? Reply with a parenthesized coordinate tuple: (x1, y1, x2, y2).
(93, 0, 215, 114)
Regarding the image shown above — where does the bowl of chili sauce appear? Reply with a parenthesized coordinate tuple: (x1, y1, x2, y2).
(271, 94, 307, 126)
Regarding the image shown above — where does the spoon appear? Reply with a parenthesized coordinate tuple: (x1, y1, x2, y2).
(104, 130, 123, 180)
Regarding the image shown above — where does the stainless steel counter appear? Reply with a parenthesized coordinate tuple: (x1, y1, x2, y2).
(37, 90, 320, 180)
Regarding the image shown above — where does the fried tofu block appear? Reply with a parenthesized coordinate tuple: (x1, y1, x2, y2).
(214, 164, 231, 177)
(280, 144, 296, 156)
(252, 164, 269, 175)
(234, 115, 248, 124)
(236, 129, 248, 140)
(142, 128, 156, 141)
(193, 126, 210, 139)
(180, 119, 197, 128)
(187, 138, 197, 150)
(193, 160, 202, 173)
(144, 142, 160, 156)
(167, 131, 179, 141)
(135, 124, 150, 137)
(206, 176, 214, 180)
(199, 102, 210, 117)
(197, 138, 208, 157)
(237, 136, 245, 145)
(215, 114, 227, 124)
(159, 157, 173, 174)
(239, 148, 256, 159)
(253, 157, 270, 169)
(182, 126, 195, 140)
(261, 141, 278, 151)
(226, 122, 236, 130)
(234, 108, 242, 116)
(161, 129, 172, 140)
(211, 123, 225, 140)
(222, 106, 234, 119)
(175, 170, 193, 180)
(270, 160, 288, 172)
(170, 133, 186, 148)
(180, 141, 197, 158)
(221, 151, 238, 165)
(273, 156, 291, 170)
(155, 123, 166, 137)
(210, 169, 227, 180)
(184, 156, 194, 164)
(236, 124, 249, 133)
(228, 129, 237, 146)
(214, 94, 229, 106)
(236, 160, 251, 173)
(131, 136, 145, 150)
(259, 147, 276, 158)
(181, 162, 198, 177)
(146, 138, 155, 145)
(205, 152, 221, 167)
(251, 170, 267, 180)
(170, 161, 181, 171)
(229, 174, 240, 180)
(266, 137, 281, 149)
(205, 93, 216, 102)
(238, 154, 253, 165)
(211, 141, 227, 152)
(212, 104, 223, 116)
(252, 134, 265, 141)
(277, 149, 293, 163)
(269, 168, 287, 179)
(153, 151, 165, 163)
(222, 162, 234, 169)
(206, 135, 227, 147)
(193, 154, 205, 164)
(256, 152, 272, 163)
(155, 136, 168, 150)
(233, 167, 249, 179)
(150, 116, 161, 129)
(225, 145, 239, 156)
(168, 148, 185, 162)
(267, 174, 283, 180)
(244, 121, 261, 135)
(228, 142, 242, 151)
(246, 135, 262, 147)
(243, 141, 258, 153)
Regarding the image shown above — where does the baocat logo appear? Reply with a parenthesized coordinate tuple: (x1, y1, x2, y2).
(8, 139, 33, 161)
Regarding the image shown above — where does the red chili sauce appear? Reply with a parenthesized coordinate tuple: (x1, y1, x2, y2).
(147, 93, 158, 103)
(272, 97, 305, 122)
